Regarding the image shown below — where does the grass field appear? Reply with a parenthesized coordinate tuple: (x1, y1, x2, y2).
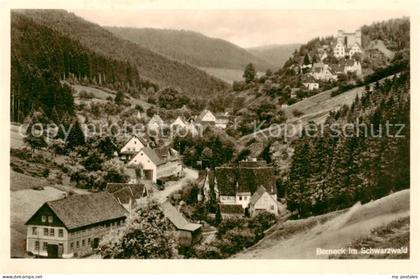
(72, 84, 153, 110)
(10, 124, 24, 149)
(235, 189, 409, 259)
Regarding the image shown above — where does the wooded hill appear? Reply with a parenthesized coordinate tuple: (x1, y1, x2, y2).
(11, 13, 158, 122)
(106, 27, 274, 71)
(287, 70, 410, 218)
(13, 10, 227, 97)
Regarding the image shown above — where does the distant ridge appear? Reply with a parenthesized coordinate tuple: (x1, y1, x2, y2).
(106, 27, 275, 71)
(247, 43, 301, 69)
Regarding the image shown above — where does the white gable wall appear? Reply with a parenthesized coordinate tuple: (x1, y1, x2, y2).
(201, 111, 216, 123)
(120, 137, 145, 153)
(128, 150, 157, 182)
(251, 192, 279, 216)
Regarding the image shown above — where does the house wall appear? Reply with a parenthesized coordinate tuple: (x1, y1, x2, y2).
(26, 225, 70, 258)
(128, 151, 157, 182)
(26, 219, 125, 258)
(236, 192, 251, 208)
(251, 192, 279, 217)
(157, 161, 183, 179)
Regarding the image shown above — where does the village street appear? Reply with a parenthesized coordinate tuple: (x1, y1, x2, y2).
(150, 167, 198, 203)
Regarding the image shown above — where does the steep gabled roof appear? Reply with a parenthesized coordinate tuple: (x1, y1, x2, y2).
(249, 186, 269, 205)
(161, 201, 201, 232)
(119, 135, 147, 154)
(26, 192, 127, 230)
(142, 147, 165, 166)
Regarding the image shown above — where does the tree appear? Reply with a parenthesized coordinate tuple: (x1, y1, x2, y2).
(215, 206, 222, 225)
(303, 53, 311, 65)
(243, 63, 256, 84)
(66, 120, 85, 149)
(100, 202, 178, 259)
(114, 91, 125, 105)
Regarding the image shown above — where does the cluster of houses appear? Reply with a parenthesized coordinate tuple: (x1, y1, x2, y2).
(300, 29, 363, 91)
(147, 109, 229, 136)
(24, 109, 232, 258)
(197, 159, 283, 218)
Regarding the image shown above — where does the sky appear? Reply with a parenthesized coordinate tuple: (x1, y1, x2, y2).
(72, 9, 409, 48)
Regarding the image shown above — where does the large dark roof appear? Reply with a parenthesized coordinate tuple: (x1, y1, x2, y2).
(215, 167, 237, 196)
(29, 192, 127, 230)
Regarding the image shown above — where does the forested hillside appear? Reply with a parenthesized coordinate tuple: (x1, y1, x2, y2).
(15, 10, 227, 97)
(247, 44, 301, 69)
(11, 14, 159, 122)
(361, 17, 410, 50)
(287, 70, 410, 218)
(106, 27, 274, 71)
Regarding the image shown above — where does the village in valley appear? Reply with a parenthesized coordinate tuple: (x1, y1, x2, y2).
(10, 9, 410, 259)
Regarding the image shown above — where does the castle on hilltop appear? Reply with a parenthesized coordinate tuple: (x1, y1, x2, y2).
(334, 29, 362, 58)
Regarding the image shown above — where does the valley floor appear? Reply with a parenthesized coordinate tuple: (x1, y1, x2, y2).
(234, 189, 409, 259)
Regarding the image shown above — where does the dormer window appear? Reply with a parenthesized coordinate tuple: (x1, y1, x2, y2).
(48, 216, 53, 223)
(41, 215, 46, 223)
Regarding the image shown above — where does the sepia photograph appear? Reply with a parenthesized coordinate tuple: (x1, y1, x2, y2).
(4, 1, 415, 269)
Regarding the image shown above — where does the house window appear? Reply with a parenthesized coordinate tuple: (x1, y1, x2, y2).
(42, 242, 47, 251)
(239, 196, 242, 201)
(41, 215, 46, 223)
(88, 238, 91, 245)
(43, 228, 48, 236)
(70, 242, 74, 251)
(270, 205, 275, 210)
(48, 216, 53, 223)
(82, 239, 85, 246)
(35, 241, 40, 251)
(49, 228, 54, 236)
(58, 229, 64, 238)
(32, 227, 38, 235)
(76, 241, 80, 248)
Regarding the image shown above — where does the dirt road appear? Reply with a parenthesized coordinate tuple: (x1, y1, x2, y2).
(149, 167, 198, 203)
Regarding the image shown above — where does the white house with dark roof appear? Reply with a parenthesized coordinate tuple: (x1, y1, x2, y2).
(310, 62, 337, 81)
(127, 147, 164, 183)
(119, 135, 147, 162)
(25, 192, 127, 258)
(302, 75, 319, 91)
(213, 160, 278, 216)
